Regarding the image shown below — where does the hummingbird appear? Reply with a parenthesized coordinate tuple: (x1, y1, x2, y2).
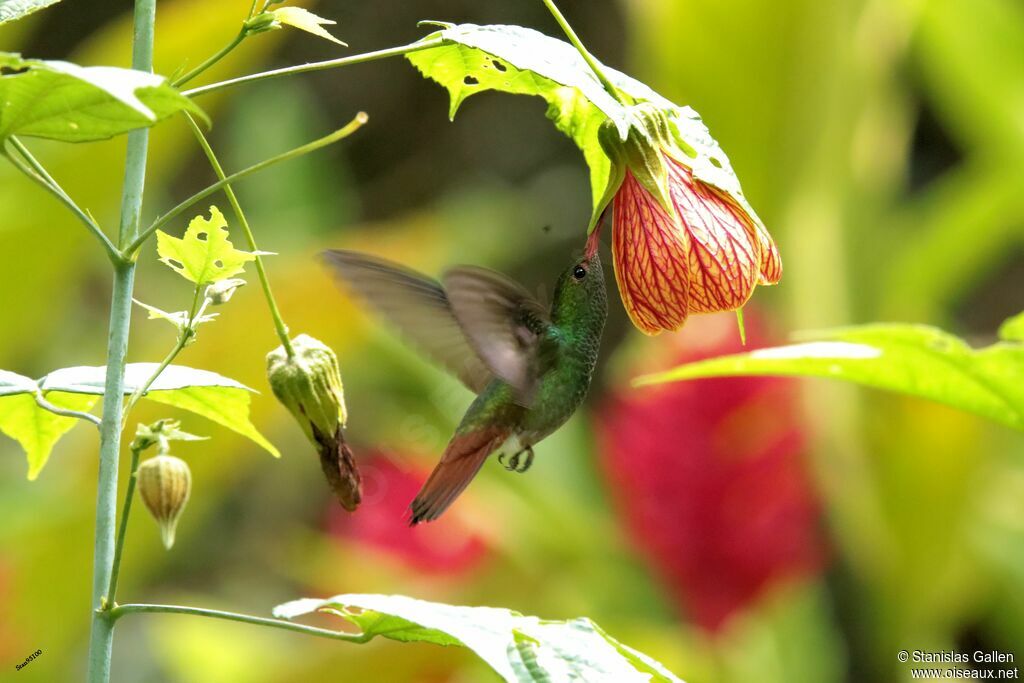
(322, 246, 607, 524)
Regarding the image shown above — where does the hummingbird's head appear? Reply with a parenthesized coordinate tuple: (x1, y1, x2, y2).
(552, 249, 607, 327)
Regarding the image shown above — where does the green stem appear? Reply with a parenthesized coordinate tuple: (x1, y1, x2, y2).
(4, 138, 122, 264)
(110, 603, 371, 643)
(125, 113, 367, 258)
(183, 114, 295, 355)
(172, 29, 247, 88)
(105, 445, 143, 606)
(33, 391, 102, 427)
(540, 0, 626, 105)
(86, 0, 155, 679)
(122, 288, 206, 423)
(181, 38, 443, 98)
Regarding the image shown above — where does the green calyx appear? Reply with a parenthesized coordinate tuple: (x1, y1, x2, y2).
(137, 454, 192, 550)
(589, 103, 685, 232)
(266, 334, 347, 446)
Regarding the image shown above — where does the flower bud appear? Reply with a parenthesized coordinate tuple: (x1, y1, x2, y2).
(243, 11, 281, 35)
(137, 455, 192, 549)
(205, 278, 246, 305)
(267, 334, 361, 510)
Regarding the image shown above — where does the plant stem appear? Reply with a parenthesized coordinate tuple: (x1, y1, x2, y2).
(105, 446, 143, 606)
(539, 0, 626, 105)
(122, 288, 207, 423)
(111, 603, 372, 643)
(4, 138, 122, 264)
(125, 113, 367, 258)
(33, 391, 102, 427)
(184, 114, 295, 355)
(172, 29, 247, 88)
(86, 0, 155, 680)
(181, 38, 443, 98)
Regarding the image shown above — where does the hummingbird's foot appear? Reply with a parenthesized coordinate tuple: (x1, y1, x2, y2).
(510, 445, 534, 473)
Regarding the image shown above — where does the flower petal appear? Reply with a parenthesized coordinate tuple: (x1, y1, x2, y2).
(666, 156, 759, 314)
(754, 221, 782, 285)
(612, 170, 690, 335)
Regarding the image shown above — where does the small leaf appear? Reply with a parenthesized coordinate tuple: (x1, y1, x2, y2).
(274, 594, 684, 683)
(156, 206, 256, 285)
(0, 392, 99, 479)
(998, 311, 1024, 342)
(271, 6, 347, 46)
(133, 299, 218, 329)
(635, 324, 1024, 432)
(0, 52, 206, 142)
(0, 0, 62, 25)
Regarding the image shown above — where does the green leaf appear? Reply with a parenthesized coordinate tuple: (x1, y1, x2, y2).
(0, 369, 38, 396)
(999, 311, 1024, 342)
(407, 24, 753, 220)
(156, 206, 256, 285)
(0, 0, 62, 25)
(636, 323, 1024, 431)
(274, 594, 684, 683)
(146, 386, 279, 458)
(0, 392, 98, 479)
(0, 52, 206, 142)
(271, 7, 347, 46)
(133, 298, 218, 330)
(36, 363, 279, 457)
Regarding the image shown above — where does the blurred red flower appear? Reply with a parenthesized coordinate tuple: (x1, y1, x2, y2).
(596, 314, 824, 632)
(325, 453, 487, 574)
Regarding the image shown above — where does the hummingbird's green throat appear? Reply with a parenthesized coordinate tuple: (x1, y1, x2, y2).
(323, 249, 607, 524)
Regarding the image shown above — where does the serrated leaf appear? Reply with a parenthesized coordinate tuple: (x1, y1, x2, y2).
(156, 206, 256, 285)
(406, 24, 753, 220)
(0, 0, 62, 25)
(0, 52, 206, 142)
(636, 323, 1024, 432)
(0, 392, 98, 479)
(274, 594, 684, 683)
(36, 363, 278, 457)
(272, 6, 347, 46)
(133, 299, 218, 329)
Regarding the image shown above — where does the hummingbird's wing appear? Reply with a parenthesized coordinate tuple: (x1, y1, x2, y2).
(442, 267, 552, 405)
(321, 250, 494, 394)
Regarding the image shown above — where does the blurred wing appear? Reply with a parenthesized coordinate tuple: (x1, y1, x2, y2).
(442, 266, 552, 405)
(321, 250, 493, 393)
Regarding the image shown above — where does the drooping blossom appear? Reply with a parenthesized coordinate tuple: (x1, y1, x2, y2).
(595, 314, 823, 632)
(591, 104, 781, 334)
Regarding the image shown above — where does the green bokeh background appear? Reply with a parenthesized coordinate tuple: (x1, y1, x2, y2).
(1, 0, 1022, 681)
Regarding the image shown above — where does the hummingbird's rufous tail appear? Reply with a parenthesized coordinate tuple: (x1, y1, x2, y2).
(409, 427, 508, 525)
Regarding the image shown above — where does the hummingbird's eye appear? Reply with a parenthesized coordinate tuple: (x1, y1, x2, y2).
(573, 264, 587, 280)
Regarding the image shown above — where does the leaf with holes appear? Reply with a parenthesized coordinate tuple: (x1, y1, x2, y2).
(274, 593, 685, 683)
(0, 52, 206, 142)
(0, 0, 62, 25)
(635, 322, 1024, 432)
(272, 7, 347, 46)
(156, 206, 256, 285)
(0, 392, 99, 479)
(406, 23, 749, 219)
